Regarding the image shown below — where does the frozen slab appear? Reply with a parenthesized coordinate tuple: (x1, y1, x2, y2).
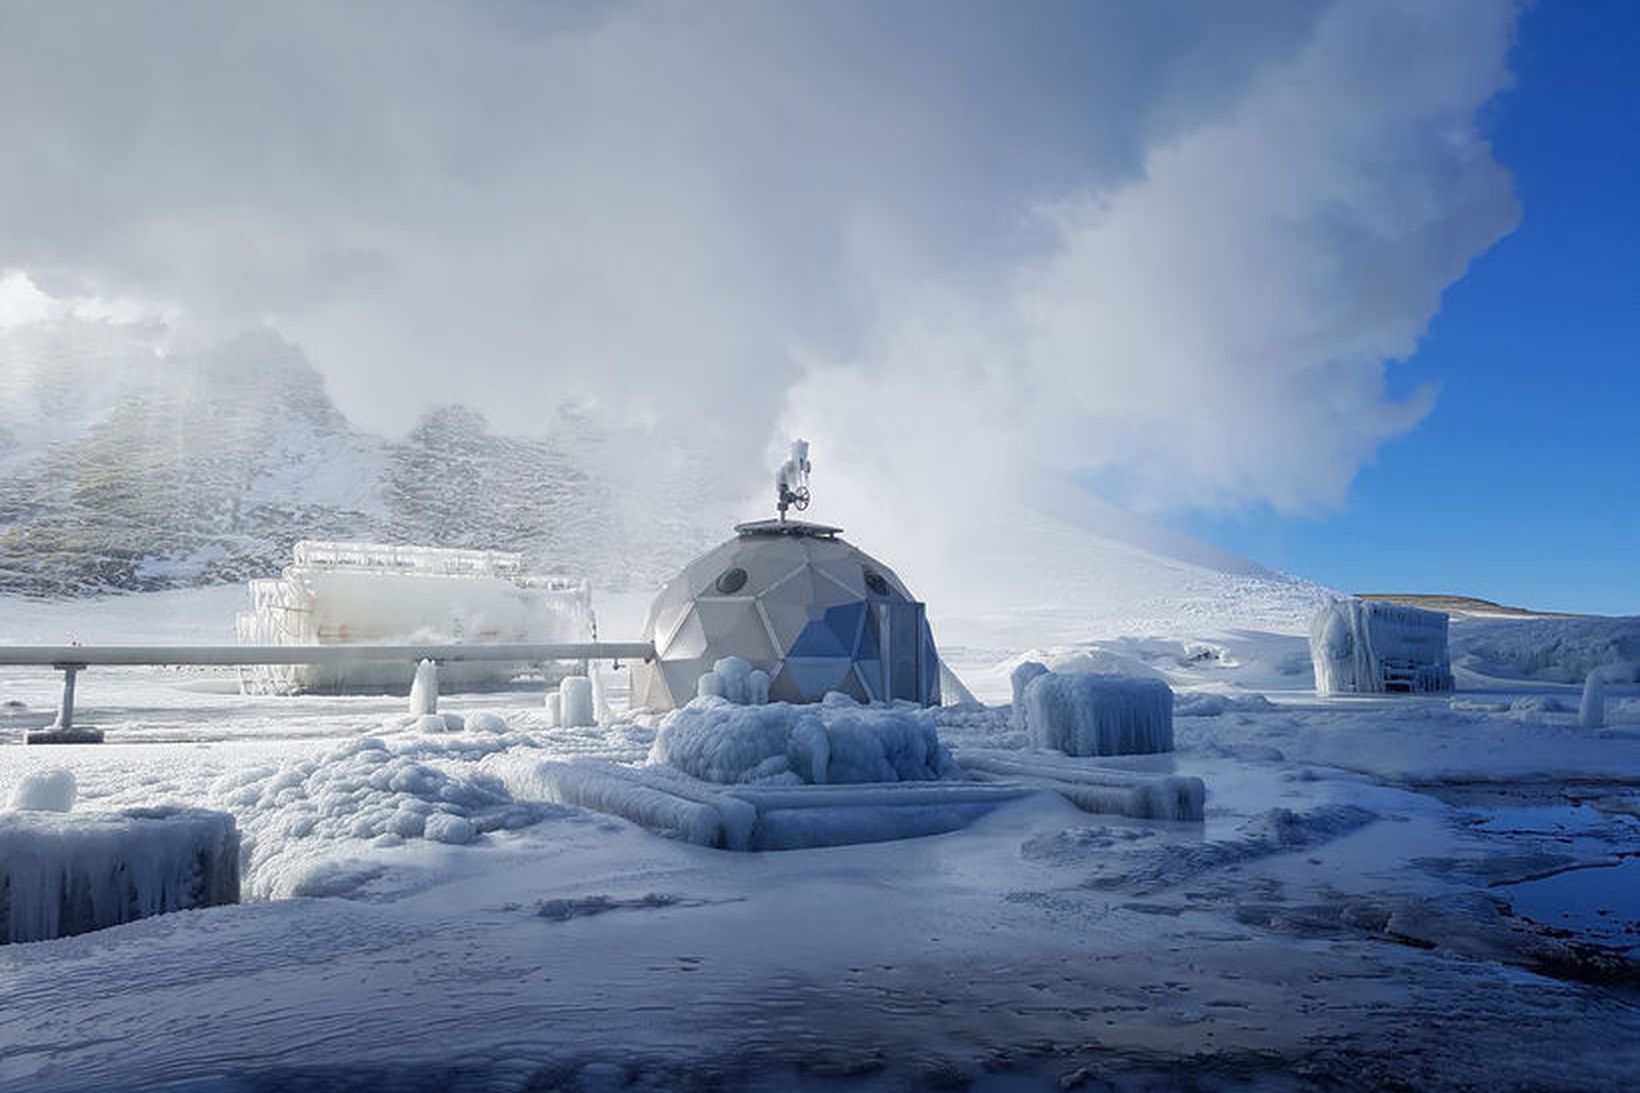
(501, 758, 1031, 851)
(956, 750, 1205, 822)
(1310, 597, 1453, 695)
(0, 807, 240, 943)
(1021, 671, 1175, 756)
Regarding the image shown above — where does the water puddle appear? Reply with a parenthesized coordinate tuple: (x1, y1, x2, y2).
(1501, 857, 1640, 951)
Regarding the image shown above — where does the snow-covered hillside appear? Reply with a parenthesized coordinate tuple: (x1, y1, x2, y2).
(0, 318, 726, 597)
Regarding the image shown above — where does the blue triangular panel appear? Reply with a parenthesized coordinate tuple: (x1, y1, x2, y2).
(823, 602, 866, 651)
(781, 656, 854, 698)
(788, 618, 852, 658)
(857, 605, 881, 661)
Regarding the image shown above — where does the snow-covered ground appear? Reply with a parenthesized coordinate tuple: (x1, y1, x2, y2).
(3, 588, 1639, 1090)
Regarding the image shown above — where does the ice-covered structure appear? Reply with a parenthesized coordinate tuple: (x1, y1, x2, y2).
(1310, 597, 1454, 696)
(629, 519, 941, 711)
(236, 540, 593, 693)
(648, 693, 962, 786)
(1014, 663, 1176, 756)
(0, 807, 239, 943)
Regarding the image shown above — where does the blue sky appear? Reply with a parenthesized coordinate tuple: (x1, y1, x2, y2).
(1173, 0, 1640, 615)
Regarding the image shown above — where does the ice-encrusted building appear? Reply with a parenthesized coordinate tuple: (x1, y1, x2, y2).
(629, 519, 941, 711)
(1309, 597, 1454, 695)
(236, 540, 593, 693)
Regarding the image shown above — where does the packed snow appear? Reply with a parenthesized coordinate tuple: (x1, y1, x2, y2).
(2, 587, 1639, 1089)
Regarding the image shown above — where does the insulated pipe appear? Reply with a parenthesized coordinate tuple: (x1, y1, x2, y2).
(4, 642, 654, 745)
(0, 642, 655, 667)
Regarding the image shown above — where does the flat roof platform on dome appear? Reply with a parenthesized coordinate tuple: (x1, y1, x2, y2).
(732, 518, 843, 539)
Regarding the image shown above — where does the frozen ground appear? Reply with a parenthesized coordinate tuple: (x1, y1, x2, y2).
(3, 590, 1640, 1090)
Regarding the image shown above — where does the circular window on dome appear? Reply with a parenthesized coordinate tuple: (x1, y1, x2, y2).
(863, 569, 890, 596)
(715, 567, 749, 594)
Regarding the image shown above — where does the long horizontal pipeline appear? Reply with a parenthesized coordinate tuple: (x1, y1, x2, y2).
(0, 642, 655, 668)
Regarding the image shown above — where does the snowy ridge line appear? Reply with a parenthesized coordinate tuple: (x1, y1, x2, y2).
(0, 641, 655, 666)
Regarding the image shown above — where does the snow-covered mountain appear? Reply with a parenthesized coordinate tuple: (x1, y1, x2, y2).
(0, 316, 1329, 638)
(0, 320, 723, 597)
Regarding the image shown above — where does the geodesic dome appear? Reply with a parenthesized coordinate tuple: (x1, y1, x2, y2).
(630, 520, 941, 711)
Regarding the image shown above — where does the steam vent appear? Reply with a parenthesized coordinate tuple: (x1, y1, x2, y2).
(630, 518, 942, 711)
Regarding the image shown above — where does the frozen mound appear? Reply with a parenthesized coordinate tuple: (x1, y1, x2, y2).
(1452, 615, 1640, 684)
(0, 807, 239, 943)
(647, 694, 963, 785)
(1173, 692, 1277, 717)
(696, 656, 770, 705)
(1022, 671, 1175, 756)
(212, 733, 550, 898)
(10, 769, 77, 812)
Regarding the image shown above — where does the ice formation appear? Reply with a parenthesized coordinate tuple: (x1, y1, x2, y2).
(1310, 598, 1453, 695)
(509, 757, 1029, 851)
(1020, 671, 1175, 756)
(1581, 672, 1606, 730)
(1009, 661, 1051, 729)
(647, 695, 962, 785)
(409, 659, 439, 716)
(212, 732, 545, 898)
(11, 769, 77, 812)
(0, 807, 239, 943)
(236, 540, 594, 693)
(955, 751, 1204, 822)
(559, 676, 595, 728)
(1451, 615, 1640, 684)
(696, 656, 771, 705)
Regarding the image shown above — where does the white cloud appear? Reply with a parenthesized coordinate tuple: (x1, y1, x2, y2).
(0, 0, 1518, 545)
(780, 0, 1519, 595)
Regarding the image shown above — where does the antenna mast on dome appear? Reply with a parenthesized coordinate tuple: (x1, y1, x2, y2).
(775, 439, 811, 523)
